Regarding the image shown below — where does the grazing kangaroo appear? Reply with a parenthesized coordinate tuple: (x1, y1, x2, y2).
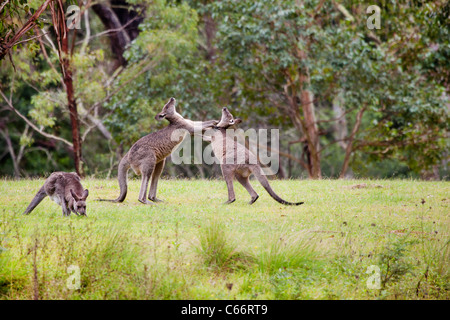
(203, 107, 304, 206)
(99, 97, 218, 204)
(23, 172, 89, 217)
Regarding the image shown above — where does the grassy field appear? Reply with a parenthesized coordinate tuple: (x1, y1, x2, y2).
(0, 177, 448, 300)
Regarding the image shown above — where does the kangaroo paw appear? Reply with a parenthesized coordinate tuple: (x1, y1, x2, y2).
(223, 199, 236, 205)
(149, 197, 164, 203)
(249, 195, 259, 205)
(139, 199, 156, 205)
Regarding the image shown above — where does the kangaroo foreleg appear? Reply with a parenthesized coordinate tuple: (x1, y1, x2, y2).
(61, 197, 71, 217)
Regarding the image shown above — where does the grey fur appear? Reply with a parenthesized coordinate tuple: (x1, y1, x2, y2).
(98, 97, 217, 204)
(23, 172, 89, 217)
(205, 107, 304, 206)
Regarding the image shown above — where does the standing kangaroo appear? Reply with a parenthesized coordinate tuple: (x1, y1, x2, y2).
(23, 172, 89, 217)
(99, 97, 218, 204)
(204, 107, 304, 206)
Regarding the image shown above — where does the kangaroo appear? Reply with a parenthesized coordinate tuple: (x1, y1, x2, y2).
(98, 97, 218, 204)
(203, 107, 304, 206)
(23, 172, 89, 217)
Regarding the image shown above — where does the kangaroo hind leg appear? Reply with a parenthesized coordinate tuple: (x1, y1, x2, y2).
(236, 174, 259, 205)
(148, 159, 165, 202)
(221, 165, 236, 204)
(138, 162, 156, 205)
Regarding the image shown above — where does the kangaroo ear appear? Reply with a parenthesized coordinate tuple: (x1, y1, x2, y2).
(70, 189, 79, 201)
(82, 189, 89, 200)
(234, 118, 242, 125)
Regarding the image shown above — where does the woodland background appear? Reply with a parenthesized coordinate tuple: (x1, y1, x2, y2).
(0, 0, 448, 180)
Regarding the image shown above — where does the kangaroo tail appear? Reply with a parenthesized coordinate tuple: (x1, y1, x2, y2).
(97, 155, 130, 203)
(23, 185, 47, 215)
(253, 167, 304, 206)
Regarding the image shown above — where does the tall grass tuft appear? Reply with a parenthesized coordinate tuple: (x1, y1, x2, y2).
(197, 219, 252, 271)
(257, 231, 318, 274)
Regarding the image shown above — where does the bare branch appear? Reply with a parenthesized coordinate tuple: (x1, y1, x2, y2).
(24, 146, 58, 168)
(80, 1, 91, 55)
(16, 124, 30, 163)
(0, 89, 73, 147)
(0, 0, 10, 12)
(339, 107, 366, 178)
(75, 15, 140, 45)
(315, 107, 358, 124)
(86, 56, 161, 114)
(0, 127, 20, 177)
(13, 32, 48, 46)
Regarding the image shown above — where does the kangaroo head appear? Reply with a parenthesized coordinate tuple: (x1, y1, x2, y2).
(155, 97, 180, 121)
(215, 107, 242, 129)
(70, 189, 89, 216)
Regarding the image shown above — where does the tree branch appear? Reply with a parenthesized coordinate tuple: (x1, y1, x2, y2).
(0, 0, 53, 61)
(0, 127, 20, 177)
(339, 107, 366, 178)
(0, 89, 73, 147)
(0, 0, 10, 12)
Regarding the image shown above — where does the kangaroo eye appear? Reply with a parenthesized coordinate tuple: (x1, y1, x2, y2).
(229, 119, 234, 124)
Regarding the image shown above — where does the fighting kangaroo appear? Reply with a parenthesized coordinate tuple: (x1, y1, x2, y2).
(23, 172, 89, 217)
(99, 98, 217, 204)
(203, 107, 304, 206)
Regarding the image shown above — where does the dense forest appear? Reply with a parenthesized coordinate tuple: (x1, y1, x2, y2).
(0, 0, 448, 179)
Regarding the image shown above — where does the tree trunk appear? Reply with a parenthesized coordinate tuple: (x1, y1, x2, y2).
(203, 13, 217, 62)
(283, 72, 319, 178)
(332, 90, 348, 150)
(333, 91, 354, 178)
(110, 0, 144, 40)
(420, 165, 440, 180)
(92, 1, 144, 68)
(65, 74, 83, 176)
(299, 75, 321, 179)
(51, 0, 83, 176)
(92, 3, 130, 67)
(62, 14, 82, 176)
(339, 107, 366, 178)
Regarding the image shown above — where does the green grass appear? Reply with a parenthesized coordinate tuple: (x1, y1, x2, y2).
(0, 178, 449, 299)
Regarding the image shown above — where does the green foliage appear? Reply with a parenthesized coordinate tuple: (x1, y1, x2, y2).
(29, 91, 59, 127)
(256, 231, 318, 275)
(1, 1, 38, 41)
(73, 49, 107, 106)
(0, 0, 448, 178)
(104, 0, 209, 147)
(197, 219, 251, 271)
(378, 235, 416, 288)
(203, 0, 448, 175)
